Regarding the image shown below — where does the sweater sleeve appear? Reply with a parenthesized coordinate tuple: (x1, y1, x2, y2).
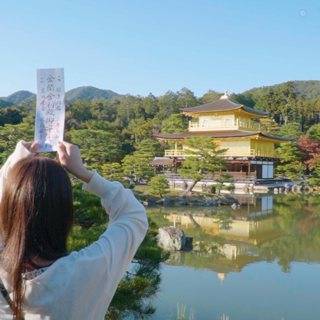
(79, 172, 148, 296)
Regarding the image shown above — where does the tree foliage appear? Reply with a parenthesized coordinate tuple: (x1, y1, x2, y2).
(277, 123, 302, 140)
(306, 124, 320, 142)
(275, 143, 306, 180)
(161, 114, 188, 134)
(149, 175, 169, 197)
(178, 137, 227, 192)
(212, 173, 234, 195)
(66, 129, 123, 168)
(101, 163, 124, 181)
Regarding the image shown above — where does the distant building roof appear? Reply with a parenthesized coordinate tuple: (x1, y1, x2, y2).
(148, 158, 175, 166)
(180, 94, 269, 117)
(154, 130, 293, 142)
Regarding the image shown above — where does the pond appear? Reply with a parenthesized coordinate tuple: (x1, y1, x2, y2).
(146, 193, 320, 320)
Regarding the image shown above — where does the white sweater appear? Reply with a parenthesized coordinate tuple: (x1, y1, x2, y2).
(0, 141, 148, 319)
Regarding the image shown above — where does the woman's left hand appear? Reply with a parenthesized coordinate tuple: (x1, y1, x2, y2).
(21, 141, 40, 155)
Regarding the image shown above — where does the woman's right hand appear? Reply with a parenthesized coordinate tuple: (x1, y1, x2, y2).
(56, 141, 94, 183)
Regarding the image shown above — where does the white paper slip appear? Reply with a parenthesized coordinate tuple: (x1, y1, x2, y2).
(35, 68, 65, 152)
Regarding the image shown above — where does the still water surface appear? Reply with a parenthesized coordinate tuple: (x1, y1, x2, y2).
(147, 193, 320, 320)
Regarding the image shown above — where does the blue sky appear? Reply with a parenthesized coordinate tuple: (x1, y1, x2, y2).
(0, 0, 319, 97)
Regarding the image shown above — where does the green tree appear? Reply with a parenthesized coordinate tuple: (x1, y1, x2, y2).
(161, 114, 188, 134)
(212, 173, 234, 195)
(0, 122, 35, 165)
(135, 139, 164, 157)
(229, 92, 255, 108)
(81, 119, 114, 131)
(127, 118, 155, 142)
(278, 123, 302, 140)
(275, 142, 306, 180)
(306, 124, 320, 142)
(142, 93, 159, 118)
(122, 154, 141, 183)
(117, 95, 144, 125)
(122, 139, 164, 183)
(0, 107, 24, 126)
(255, 82, 297, 125)
(66, 129, 123, 169)
(70, 99, 93, 122)
(157, 91, 178, 120)
(259, 118, 281, 135)
(178, 137, 228, 192)
(101, 163, 124, 181)
(199, 90, 221, 104)
(149, 175, 169, 197)
(176, 87, 198, 109)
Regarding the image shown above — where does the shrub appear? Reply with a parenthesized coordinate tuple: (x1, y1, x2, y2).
(149, 175, 169, 198)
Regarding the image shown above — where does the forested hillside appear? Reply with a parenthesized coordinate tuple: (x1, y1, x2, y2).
(0, 99, 13, 108)
(242, 80, 320, 100)
(2, 80, 320, 107)
(0, 90, 35, 105)
(65, 86, 123, 103)
(1, 87, 123, 105)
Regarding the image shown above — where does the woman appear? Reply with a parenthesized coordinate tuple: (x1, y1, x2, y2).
(0, 140, 148, 320)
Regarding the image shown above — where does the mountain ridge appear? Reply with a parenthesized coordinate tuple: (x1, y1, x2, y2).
(241, 80, 320, 100)
(1, 80, 320, 107)
(0, 86, 124, 106)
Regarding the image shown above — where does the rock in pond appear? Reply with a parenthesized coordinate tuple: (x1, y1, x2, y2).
(219, 196, 239, 205)
(158, 226, 193, 251)
(231, 203, 241, 210)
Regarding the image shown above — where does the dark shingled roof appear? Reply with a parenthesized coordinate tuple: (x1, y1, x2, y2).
(148, 158, 174, 166)
(153, 130, 293, 142)
(180, 97, 269, 116)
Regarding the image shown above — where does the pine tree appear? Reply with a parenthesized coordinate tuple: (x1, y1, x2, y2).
(149, 175, 169, 197)
(66, 129, 123, 169)
(178, 136, 228, 192)
(122, 139, 164, 183)
(275, 142, 306, 180)
(101, 163, 124, 181)
(0, 122, 35, 165)
(161, 114, 188, 134)
(212, 173, 234, 195)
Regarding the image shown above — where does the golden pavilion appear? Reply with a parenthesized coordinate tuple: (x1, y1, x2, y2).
(152, 92, 292, 180)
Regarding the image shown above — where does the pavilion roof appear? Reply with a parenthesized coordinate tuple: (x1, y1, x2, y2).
(148, 158, 174, 166)
(153, 130, 293, 142)
(180, 97, 269, 117)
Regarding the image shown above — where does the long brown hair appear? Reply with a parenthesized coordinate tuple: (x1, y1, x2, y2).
(0, 157, 74, 319)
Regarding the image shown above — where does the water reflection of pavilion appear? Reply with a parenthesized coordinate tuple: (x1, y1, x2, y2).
(164, 195, 287, 283)
(166, 215, 284, 245)
(165, 195, 283, 245)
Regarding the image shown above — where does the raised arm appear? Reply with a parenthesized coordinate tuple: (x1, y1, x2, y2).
(57, 141, 148, 297)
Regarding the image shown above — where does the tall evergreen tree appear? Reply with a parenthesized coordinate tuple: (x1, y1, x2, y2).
(178, 137, 228, 192)
(161, 114, 188, 134)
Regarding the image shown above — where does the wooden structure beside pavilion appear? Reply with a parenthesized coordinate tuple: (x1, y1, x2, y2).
(151, 92, 292, 181)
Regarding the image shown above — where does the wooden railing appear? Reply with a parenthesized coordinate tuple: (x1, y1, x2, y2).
(164, 150, 185, 157)
(164, 171, 257, 181)
(189, 119, 260, 131)
(165, 148, 275, 158)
